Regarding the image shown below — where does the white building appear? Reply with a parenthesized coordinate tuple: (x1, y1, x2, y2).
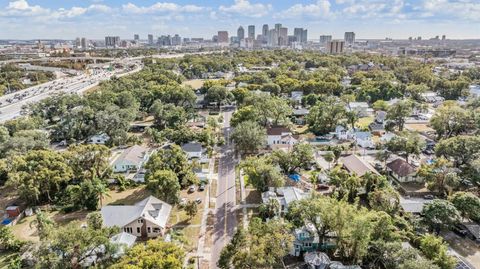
(181, 142, 204, 160)
(113, 145, 150, 175)
(101, 196, 172, 238)
(266, 126, 299, 146)
(88, 133, 110, 145)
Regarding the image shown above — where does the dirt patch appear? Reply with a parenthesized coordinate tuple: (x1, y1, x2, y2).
(102, 186, 151, 206)
(245, 189, 262, 204)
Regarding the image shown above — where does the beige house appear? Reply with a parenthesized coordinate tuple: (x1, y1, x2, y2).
(101, 196, 172, 238)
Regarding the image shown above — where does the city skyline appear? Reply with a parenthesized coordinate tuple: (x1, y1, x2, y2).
(0, 0, 479, 40)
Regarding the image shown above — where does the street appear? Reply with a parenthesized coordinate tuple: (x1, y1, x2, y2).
(211, 110, 238, 268)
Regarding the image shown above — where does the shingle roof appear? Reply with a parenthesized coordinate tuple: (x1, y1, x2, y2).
(387, 158, 416, 177)
(114, 145, 148, 166)
(340, 154, 379, 177)
(181, 142, 203, 153)
(267, 126, 291, 136)
(101, 196, 172, 228)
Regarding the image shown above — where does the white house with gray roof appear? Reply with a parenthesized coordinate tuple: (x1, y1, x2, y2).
(113, 145, 150, 174)
(101, 196, 172, 238)
(262, 187, 308, 214)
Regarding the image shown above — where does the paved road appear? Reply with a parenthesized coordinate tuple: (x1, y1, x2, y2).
(211, 110, 238, 268)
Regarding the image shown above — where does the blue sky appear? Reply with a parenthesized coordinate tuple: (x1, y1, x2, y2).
(0, 0, 479, 40)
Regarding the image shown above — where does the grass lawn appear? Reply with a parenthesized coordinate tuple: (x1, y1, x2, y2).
(167, 205, 203, 227)
(0, 252, 18, 269)
(171, 226, 201, 252)
(356, 116, 374, 129)
(182, 79, 205, 89)
(405, 123, 434, 132)
(102, 186, 151, 206)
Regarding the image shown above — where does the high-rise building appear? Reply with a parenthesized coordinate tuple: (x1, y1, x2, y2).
(294, 28, 308, 43)
(134, 34, 139, 41)
(75, 37, 81, 48)
(442, 35, 446, 40)
(217, 31, 229, 43)
(172, 34, 182, 46)
(248, 25, 255, 39)
(275, 23, 282, 33)
(158, 35, 172, 46)
(262, 24, 269, 38)
(81, 37, 88, 50)
(344, 32, 355, 45)
(319, 35, 332, 45)
(105, 36, 120, 48)
(237, 26, 245, 41)
(279, 27, 288, 46)
(148, 34, 154, 45)
(327, 40, 344, 54)
(268, 29, 278, 47)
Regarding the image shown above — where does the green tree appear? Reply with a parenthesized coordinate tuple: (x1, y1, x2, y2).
(270, 143, 314, 174)
(430, 102, 473, 139)
(86, 212, 103, 230)
(205, 85, 234, 107)
(111, 240, 184, 269)
(306, 97, 346, 135)
(258, 198, 280, 220)
(385, 131, 425, 162)
(146, 170, 181, 204)
(7, 150, 73, 205)
(368, 186, 400, 215)
(387, 100, 412, 131)
(230, 105, 259, 127)
(422, 199, 460, 234)
(450, 192, 480, 222)
(218, 218, 293, 269)
(241, 156, 284, 192)
(231, 120, 266, 155)
(419, 234, 457, 269)
(184, 200, 199, 220)
(65, 144, 112, 181)
(418, 158, 459, 196)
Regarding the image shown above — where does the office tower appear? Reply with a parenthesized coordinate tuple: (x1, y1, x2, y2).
(172, 34, 182, 46)
(268, 29, 278, 46)
(279, 27, 288, 46)
(344, 32, 355, 45)
(105, 36, 120, 48)
(248, 25, 255, 39)
(237, 26, 245, 41)
(327, 40, 344, 54)
(319, 35, 332, 45)
(81, 38, 88, 50)
(418, 36, 422, 40)
(75, 37, 81, 48)
(148, 34, 154, 45)
(442, 35, 446, 40)
(158, 35, 172, 46)
(275, 23, 282, 33)
(217, 31, 229, 43)
(262, 24, 269, 38)
(294, 28, 308, 43)
(134, 34, 139, 41)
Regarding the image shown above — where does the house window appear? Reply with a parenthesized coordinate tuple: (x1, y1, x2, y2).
(138, 219, 143, 223)
(304, 242, 312, 247)
(153, 228, 160, 233)
(147, 227, 151, 233)
(137, 227, 141, 234)
(124, 227, 133, 233)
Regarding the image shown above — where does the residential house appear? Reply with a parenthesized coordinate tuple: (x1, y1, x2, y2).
(291, 91, 303, 104)
(332, 125, 353, 140)
(81, 232, 137, 267)
(266, 126, 299, 147)
(88, 133, 110, 145)
(386, 158, 419, 183)
(261, 187, 308, 214)
(112, 145, 151, 182)
(347, 102, 373, 117)
(380, 132, 396, 143)
(369, 111, 387, 134)
(291, 224, 336, 257)
(101, 196, 172, 238)
(292, 108, 309, 125)
(339, 154, 379, 177)
(354, 131, 375, 149)
(181, 142, 204, 160)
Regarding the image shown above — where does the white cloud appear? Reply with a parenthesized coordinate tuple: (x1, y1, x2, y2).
(274, 0, 332, 19)
(2, 0, 110, 19)
(122, 2, 205, 14)
(219, 0, 272, 18)
(5, 0, 49, 16)
(421, 0, 480, 21)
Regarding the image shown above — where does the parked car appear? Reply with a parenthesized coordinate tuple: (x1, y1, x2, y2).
(188, 185, 196, 193)
(423, 194, 435, 200)
(179, 198, 188, 206)
(195, 198, 202, 204)
(198, 184, 206, 191)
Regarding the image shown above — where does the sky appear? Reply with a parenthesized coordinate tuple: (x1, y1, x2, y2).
(0, 0, 479, 40)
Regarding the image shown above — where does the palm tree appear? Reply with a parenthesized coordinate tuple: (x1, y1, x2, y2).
(94, 179, 111, 208)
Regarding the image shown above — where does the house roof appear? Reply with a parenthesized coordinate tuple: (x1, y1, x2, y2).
(399, 197, 432, 213)
(387, 158, 416, 177)
(262, 187, 307, 207)
(101, 196, 172, 229)
(340, 154, 379, 177)
(463, 223, 480, 239)
(267, 126, 291, 136)
(293, 108, 309, 116)
(181, 142, 203, 153)
(354, 131, 371, 140)
(348, 102, 369, 108)
(110, 232, 137, 247)
(114, 145, 149, 166)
